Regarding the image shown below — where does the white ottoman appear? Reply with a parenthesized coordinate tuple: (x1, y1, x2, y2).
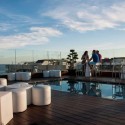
(0, 78, 7, 86)
(32, 85, 51, 106)
(15, 72, 23, 80)
(10, 89, 27, 113)
(22, 72, 31, 81)
(23, 85, 32, 105)
(0, 92, 13, 125)
(6, 82, 33, 105)
(7, 73, 16, 81)
(43, 71, 50, 77)
(54, 70, 61, 77)
(49, 70, 55, 77)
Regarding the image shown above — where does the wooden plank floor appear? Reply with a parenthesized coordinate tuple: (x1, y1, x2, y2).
(7, 90, 125, 125)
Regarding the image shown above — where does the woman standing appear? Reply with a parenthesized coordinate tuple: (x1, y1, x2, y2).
(81, 51, 89, 72)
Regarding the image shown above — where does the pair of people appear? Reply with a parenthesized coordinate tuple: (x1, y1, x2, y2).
(81, 50, 102, 71)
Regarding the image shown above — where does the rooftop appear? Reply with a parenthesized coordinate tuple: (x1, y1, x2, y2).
(7, 76, 125, 125)
(8, 90, 125, 125)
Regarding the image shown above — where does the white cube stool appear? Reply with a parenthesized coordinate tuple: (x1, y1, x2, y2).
(49, 70, 55, 77)
(10, 89, 27, 113)
(6, 83, 32, 105)
(22, 72, 31, 81)
(32, 85, 51, 106)
(54, 70, 61, 77)
(0, 92, 13, 125)
(7, 73, 16, 81)
(0, 78, 7, 86)
(24, 85, 32, 105)
(43, 71, 50, 77)
(15, 72, 23, 81)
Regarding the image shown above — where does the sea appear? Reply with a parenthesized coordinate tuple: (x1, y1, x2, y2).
(0, 64, 7, 75)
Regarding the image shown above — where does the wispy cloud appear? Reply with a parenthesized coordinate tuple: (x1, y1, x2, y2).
(82, 42, 113, 51)
(117, 28, 125, 31)
(42, 1, 125, 32)
(0, 8, 43, 32)
(0, 8, 32, 23)
(83, 42, 125, 51)
(0, 23, 12, 31)
(0, 27, 62, 49)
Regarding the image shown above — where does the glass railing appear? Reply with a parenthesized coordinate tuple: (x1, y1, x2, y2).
(0, 48, 125, 73)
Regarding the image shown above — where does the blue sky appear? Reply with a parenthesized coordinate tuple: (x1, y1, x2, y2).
(0, 0, 125, 52)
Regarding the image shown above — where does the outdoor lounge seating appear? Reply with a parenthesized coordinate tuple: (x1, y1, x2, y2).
(43, 70, 61, 78)
(7, 73, 16, 81)
(0, 78, 7, 86)
(15, 72, 31, 81)
(6, 82, 33, 105)
(0, 92, 13, 125)
(32, 85, 51, 106)
(43, 70, 50, 77)
(0, 78, 52, 124)
(10, 89, 27, 113)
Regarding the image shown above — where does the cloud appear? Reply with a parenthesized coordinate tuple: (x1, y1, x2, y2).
(117, 28, 125, 31)
(82, 42, 125, 51)
(0, 8, 43, 33)
(0, 23, 12, 31)
(42, 1, 125, 32)
(105, 3, 125, 22)
(0, 27, 62, 49)
(84, 42, 113, 50)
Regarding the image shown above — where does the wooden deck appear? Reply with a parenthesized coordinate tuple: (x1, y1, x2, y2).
(7, 90, 125, 125)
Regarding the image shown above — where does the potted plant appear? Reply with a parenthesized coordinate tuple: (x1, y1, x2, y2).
(67, 49, 78, 75)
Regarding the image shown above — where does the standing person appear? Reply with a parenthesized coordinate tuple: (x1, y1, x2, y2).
(97, 50, 102, 63)
(81, 51, 89, 72)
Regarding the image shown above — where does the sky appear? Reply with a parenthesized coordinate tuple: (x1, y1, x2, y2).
(1, 0, 125, 52)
